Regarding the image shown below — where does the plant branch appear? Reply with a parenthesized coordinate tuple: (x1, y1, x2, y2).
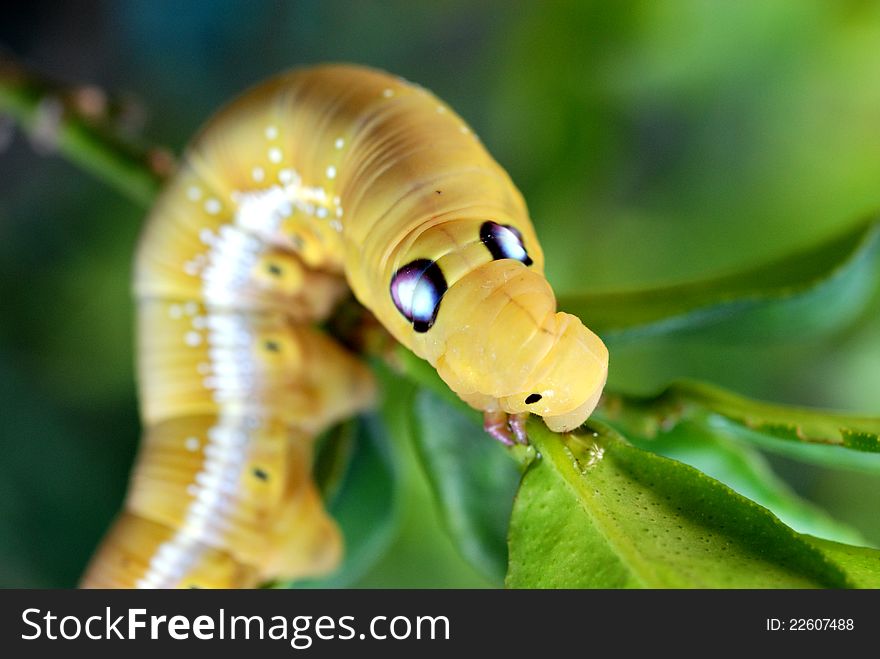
(0, 54, 168, 205)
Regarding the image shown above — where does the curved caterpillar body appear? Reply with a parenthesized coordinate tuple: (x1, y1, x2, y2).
(81, 65, 608, 588)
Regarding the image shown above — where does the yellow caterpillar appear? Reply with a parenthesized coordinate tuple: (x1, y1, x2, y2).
(81, 65, 609, 588)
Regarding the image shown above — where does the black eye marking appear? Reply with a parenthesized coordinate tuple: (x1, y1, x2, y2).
(264, 340, 280, 353)
(480, 221, 533, 266)
(390, 259, 448, 333)
(525, 393, 543, 405)
(252, 467, 269, 481)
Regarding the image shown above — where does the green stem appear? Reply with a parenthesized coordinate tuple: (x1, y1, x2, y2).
(0, 55, 164, 205)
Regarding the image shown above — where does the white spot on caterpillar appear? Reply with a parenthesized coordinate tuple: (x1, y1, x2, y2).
(187, 186, 202, 201)
(235, 179, 331, 251)
(192, 315, 207, 329)
(168, 304, 183, 319)
(185, 331, 202, 347)
(204, 198, 222, 215)
(334, 137, 345, 149)
(382, 88, 394, 98)
(199, 228, 216, 245)
(236, 190, 283, 233)
(316, 206, 328, 218)
(436, 105, 446, 113)
(278, 168, 294, 184)
(184, 301, 199, 315)
(326, 165, 336, 179)
(336, 207, 344, 218)
(268, 147, 282, 163)
(185, 436, 200, 452)
(265, 125, 278, 140)
(459, 125, 470, 134)
(252, 166, 265, 182)
(330, 219, 342, 232)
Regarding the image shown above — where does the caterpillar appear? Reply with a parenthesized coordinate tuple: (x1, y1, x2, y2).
(80, 64, 609, 588)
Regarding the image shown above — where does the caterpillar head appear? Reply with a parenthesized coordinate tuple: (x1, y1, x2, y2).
(412, 259, 609, 434)
(496, 310, 608, 432)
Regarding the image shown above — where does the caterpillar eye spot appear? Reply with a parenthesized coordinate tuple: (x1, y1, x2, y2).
(525, 393, 543, 405)
(266, 263, 283, 276)
(480, 221, 533, 266)
(252, 467, 269, 481)
(390, 259, 447, 333)
(264, 340, 280, 352)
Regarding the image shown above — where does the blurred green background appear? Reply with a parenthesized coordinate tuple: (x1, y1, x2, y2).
(1, 0, 879, 588)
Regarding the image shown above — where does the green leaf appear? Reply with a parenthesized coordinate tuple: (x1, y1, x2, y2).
(717, 425, 880, 475)
(624, 422, 867, 545)
(312, 420, 358, 506)
(408, 389, 521, 584)
(352, 360, 496, 587)
(292, 414, 399, 588)
(507, 419, 859, 588)
(392, 341, 880, 585)
(600, 380, 880, 470)
(804, 536, 880, 588)
(674, 380, 880, 452)
(292, 363, 411, 589)
(558, 218, 880, 343)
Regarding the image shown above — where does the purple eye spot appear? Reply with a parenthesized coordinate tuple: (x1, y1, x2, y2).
(390, 259, 448, 333)
(480, 221, 532, 266)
